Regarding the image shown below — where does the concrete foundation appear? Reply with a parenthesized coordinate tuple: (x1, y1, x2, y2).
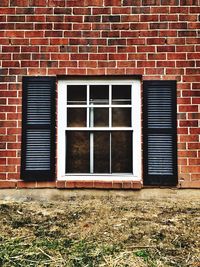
(0, 189, 199, 202)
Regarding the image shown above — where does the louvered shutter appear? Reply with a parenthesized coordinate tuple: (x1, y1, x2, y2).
(143, 81, 177, 186)
(21, 77, 56, 181)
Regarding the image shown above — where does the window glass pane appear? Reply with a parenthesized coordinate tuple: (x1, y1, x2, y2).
(66, 132, 90, 173)
(90, 85, 109, 105)
(112, 108, 131, 127)
(112, 131, 132, 173)
(112, 85, 131, 104)
(67, 108, 86, 127)
(94, 132, 110, 173)
(89, 108, 109, 127)
(67, 85, 87, 105)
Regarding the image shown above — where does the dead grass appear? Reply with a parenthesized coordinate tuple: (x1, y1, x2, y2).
(0, 195, 199, 266)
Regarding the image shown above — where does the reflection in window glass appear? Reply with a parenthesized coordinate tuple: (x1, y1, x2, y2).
(112, 131, 132, 173)
(67, 108, 86, 127)
(90, 85, 109, 104)
(66, 132, 90, 173)
(112, 85, 131, 105)
(91, 108, 109, 127)
(94, 132, 110, 173)
(112, 108, 131, 127)
(67, 85, 87, 105)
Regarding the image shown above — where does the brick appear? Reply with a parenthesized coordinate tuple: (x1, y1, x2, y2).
(189, 159, 200, 166)
(0, 181, 16, 188)
(36, 182, 56, 188)
(0, 8, 15, 14)
(178, 151, 197, 157)
(29, 0, 46, 6)
(179, 105, 198, 112)
(181, 166, 200, 173)
(188, 143, 200, 149)
(150, 23, 168, 29)
(180, 181, 200, 188)
(26, 15, 45, 22)
(104, 0, 121, 5)
(56, 181, 66, 188)
(190, 7, 200, 13)
(93, 181, 113, 188)
(140, 15, 158, 21)
(0, 159, 6, 165)
(147, 38, 165, 45)
(0, 0, 9, 6)
(132, 6, 150, 14)
(180, 134, 199, 142)
(191, 174, 200, 181)
(0, 166, 16, 172)
(17, 181, 37, 188)
(54, 8, 71, 14)
(93, 7, 110, 15)
(8, 158, 20, 165)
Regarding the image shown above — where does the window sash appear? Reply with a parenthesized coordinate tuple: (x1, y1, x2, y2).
(57, 79, 141, 181)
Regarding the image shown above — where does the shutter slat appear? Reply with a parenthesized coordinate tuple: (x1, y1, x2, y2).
(21, 77, 55, 181)
(143, 81, 177, 186)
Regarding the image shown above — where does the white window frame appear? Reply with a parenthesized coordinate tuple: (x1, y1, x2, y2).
(57, 78, 141, 181)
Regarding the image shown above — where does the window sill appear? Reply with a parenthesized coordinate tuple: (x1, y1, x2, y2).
(57, 179, 142, 189)
(58, 175, 141, 181)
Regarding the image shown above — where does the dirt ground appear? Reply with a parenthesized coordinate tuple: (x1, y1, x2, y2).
(0, 193, 199, 266)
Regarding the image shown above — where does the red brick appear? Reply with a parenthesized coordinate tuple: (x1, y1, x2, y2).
(17, 181, 37, 188)
(188, 143, 200, 149)
(0, 181, 16, 188)
(29, 0, 46, 6)
(180, 180, 200, 188)
(189, 159, 200, 166)
(180, 135, 199, 142)
(190, 7, 200, 13)
(123, 181, 141, 189)
(56, 181, 66, 188)
(188, 113, 200, 120)
(181, 166, 200, 173)
(0, 0, 9, 6)
(178, 159, 187, 166)
(36, 182, 56, 188)
(178, 151, 197, 157)
(93, 181, 113, 188)
(191, 174, 200, 181)
(190, 127, 200, 134)
(112, 7, 131, 14)
(0, 166, 16, 172)
(112, 181, 123, 189)
(0, 8, 15, 14)
(0, 159, 6, 165)
(104, 0, 121, 5)
(179, 105, 198, 112)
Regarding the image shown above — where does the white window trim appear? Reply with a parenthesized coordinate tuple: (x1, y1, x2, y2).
(57, 79, 141, 181)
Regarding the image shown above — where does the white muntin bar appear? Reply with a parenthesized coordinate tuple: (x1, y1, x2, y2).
(90, 102, 94, 173)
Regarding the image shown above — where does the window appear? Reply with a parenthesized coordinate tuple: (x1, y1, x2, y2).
(21, 77, 177, 185)
(58, 79, 141, 180)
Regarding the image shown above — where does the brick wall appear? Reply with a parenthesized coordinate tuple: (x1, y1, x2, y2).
(0, 0, 199, 188)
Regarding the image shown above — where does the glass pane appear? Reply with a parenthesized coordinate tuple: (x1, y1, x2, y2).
(67, 85, 87, 105)
(66, 132, 90, 173)
(89, 108, 109, 127)
(90, 85, 109, 105)
(67, 108, 86, 127)
(112, 132, 132, 173)
(94, 132, 110, 173)
(112, 85, 131, 104)
(112, 108, 131, 127)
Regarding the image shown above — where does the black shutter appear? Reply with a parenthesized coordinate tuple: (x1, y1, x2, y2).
(143, 81, 177, 186)
(21, 77, 56, 181)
